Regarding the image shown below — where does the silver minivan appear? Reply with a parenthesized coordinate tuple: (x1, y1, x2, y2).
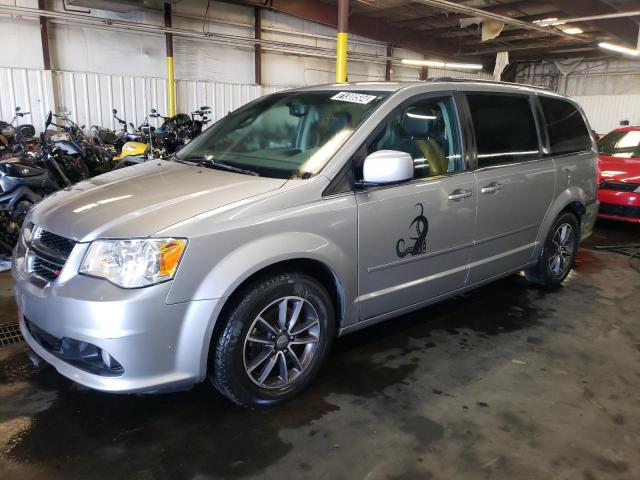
(13, 80, 598, 406)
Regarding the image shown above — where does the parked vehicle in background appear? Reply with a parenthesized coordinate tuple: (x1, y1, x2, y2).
(1, 112, 83, 251)
(148, 106, 212, 157)
(113, 106, 212, 168)
(0, 107, 36, 159)
(13, 81, 598, 407)
(597, 126, 640, 223)
(45, 112, 113, 176)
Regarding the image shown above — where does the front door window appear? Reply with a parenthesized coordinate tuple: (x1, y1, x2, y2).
(367, 96, 464, 179)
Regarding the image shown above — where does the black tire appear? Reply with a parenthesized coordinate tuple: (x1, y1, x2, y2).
(526, 212, 579, 287)
(210, 272, 335, 408)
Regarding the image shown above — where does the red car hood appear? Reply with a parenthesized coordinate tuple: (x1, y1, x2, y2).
(598, 155, 640, 183)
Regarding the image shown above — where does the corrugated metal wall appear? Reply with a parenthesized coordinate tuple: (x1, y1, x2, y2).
(0, 67, 53, 133)
(514, 59, 640, 134)
(571, 95, 640, 134)
(1, 66, 271, 133)
(427, 68, 493, 81)
(1, 65, 494, 135)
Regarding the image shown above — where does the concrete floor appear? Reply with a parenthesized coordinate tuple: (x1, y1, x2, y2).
(0, 220, 639, 480)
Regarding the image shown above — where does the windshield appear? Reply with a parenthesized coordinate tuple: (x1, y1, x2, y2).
(175, 90, 390, 178)
(598, 130, 640, 159)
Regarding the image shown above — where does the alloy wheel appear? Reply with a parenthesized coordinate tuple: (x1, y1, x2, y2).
(548, 222, 575, 276)
(243, 296, 320, 389)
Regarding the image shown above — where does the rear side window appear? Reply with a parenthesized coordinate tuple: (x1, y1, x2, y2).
(539, 96, 591, 155)
(467, 93, 539, 167)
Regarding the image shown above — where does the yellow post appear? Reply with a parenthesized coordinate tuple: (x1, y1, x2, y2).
(336, 32, 348, 83)
(166, 56, 176, 117)
(335, 0, 349, 83)
(164, 2, 176, 117)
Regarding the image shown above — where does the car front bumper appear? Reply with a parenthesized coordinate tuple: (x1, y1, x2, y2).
(13, 256, 221, 394)
(597, 189, 640, 223)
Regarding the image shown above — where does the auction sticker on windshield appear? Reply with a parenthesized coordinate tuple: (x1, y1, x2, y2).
(331, 92, 378, 104)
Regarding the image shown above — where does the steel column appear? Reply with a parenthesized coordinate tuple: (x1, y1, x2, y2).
(336, 0, 349, 83)
(385, 44, 392, 81)
(254, 7, 262, 86)
(38, 0, 58, 115)
(38, 0, 51, 70)
(164, 2, 176, 117)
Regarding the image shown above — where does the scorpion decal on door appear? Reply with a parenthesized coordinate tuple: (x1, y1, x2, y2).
(396, 203, 429, 258)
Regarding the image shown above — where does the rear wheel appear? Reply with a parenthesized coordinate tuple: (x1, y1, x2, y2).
(526, 212, 579, 287)
(210, 272, 335, 407)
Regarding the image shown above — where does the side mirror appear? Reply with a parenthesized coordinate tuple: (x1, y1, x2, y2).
(112, 108, 117, 114)
(15, 106, 21, 112)
(151, 108, 157, 114)
(200, 105, 211, 110)
(362, 150, 413, 185)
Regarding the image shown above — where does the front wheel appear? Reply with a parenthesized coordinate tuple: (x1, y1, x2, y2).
(210, 272, 335, 407)
(526, 212, 579, 287)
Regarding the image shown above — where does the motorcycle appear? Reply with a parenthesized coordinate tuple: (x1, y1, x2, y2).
(149, 106, 211, 157)
(0, 112, 83, 251)
(112, 106, 210, 169)
(110, 109, 150, 165)
(189, 106, 212, 137)
(0, 107, 36, 159)
(45, 112, 112, 176)
(110, 108, 147, 148)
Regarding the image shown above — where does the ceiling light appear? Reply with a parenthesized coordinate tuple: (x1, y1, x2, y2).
(561, 27, 583, 34)
(402, 59, 445, 67)
(598, 42, 640, 56)
(533, 17, 566, 26)
(445, 62, 483, 70)
(401, 59, 483, 70)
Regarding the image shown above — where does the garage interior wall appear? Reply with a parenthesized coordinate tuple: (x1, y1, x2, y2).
(515, 59, 640, 135)
(0, 0, 491, 132)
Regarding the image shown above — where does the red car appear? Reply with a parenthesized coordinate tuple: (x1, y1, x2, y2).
(597, 126, 640, 223)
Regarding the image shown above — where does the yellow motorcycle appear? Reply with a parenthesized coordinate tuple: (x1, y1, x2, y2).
(110, 109, 153, 168)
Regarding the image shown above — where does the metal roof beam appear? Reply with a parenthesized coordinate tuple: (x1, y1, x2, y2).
(549, 0, 640, 48)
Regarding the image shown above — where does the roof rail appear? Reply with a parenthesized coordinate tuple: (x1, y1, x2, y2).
(430, 76, 549, 90)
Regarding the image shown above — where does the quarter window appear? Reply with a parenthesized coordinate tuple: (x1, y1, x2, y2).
(467, 93, 540, 167)
(539, 96, 592, 155)
(367, 96, 464, 179)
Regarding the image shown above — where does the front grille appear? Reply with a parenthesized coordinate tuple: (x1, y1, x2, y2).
(32, 256, 63, 282)
(26, 227, 76, 284)
(38, 230, 76, 257)
(599, 203, 640, 219)
(599, 181, 639, 192)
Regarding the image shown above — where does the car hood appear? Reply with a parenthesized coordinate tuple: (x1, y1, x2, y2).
(598, 155, 640, 183)
(29, 160, 287, 241)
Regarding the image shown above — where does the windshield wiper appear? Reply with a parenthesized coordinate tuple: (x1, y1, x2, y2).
(176, 156, 260, 176)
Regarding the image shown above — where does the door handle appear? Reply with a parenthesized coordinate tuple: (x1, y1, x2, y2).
(480, 182, 503, 194)
(448, 189, 473, 201)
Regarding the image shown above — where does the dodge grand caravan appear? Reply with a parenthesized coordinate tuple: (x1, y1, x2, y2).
(13, 80, 598, 407)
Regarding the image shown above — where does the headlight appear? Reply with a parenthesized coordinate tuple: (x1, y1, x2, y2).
(79, 238, 187, 288)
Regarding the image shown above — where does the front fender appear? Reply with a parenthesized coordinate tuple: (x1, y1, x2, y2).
(168, 231, 356, 380)
(168, 231, 353, 308)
